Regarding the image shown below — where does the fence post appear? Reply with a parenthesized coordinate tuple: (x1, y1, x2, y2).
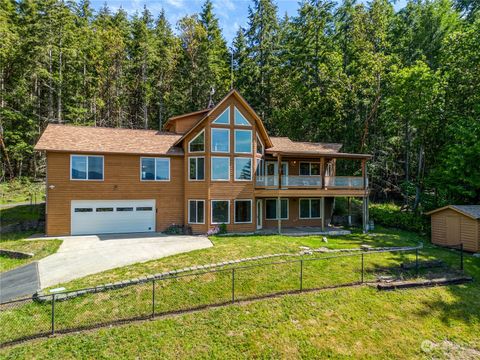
(152, 279, 155, 319)
(299, 259, 303, 291)
(231, 268, 235, 303)
(415, 248, 419, 276)
(51, 294, 55, 336)
(460, 243, 464, 271)
(361, 253, 364, 283)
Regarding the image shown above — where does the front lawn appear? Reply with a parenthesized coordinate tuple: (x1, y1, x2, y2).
(1, 263, 479, 359)
(51, 226, 421, 291)
(0, 236, 62, 273)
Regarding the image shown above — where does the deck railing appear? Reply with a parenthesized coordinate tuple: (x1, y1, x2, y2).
(255, 175, 364, 189)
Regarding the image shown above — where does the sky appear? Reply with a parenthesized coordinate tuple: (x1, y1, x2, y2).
(89, 0, 407, 45)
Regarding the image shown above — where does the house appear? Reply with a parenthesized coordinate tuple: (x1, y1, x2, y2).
(34, 89, 372, 236)
(426, 205, 480, 252)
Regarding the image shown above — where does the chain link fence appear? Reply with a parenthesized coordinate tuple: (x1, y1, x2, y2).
(0, 245, 466, 346)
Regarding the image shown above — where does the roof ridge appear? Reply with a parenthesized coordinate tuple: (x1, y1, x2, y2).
(46, 123, 179, 135)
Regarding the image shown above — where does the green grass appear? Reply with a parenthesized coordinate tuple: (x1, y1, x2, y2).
(0, 238, 62, 272)
(0, 204, 44, 225)
(50, 226, 420, 291)
(0, 179, 45, 205)
(0, 228, 478, 359)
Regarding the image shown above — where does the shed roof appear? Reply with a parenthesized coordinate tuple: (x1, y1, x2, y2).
(268, 137, 342, 154)
(34, 124, 183, 156)
(426, 205, 480, 220)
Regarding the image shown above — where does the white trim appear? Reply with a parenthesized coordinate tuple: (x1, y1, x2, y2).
(70, 154, 104, 181)
(188, 129, 205, 153)
(299, 198, 322, 219)
(188, 199, 205, 224)
(188, 156, 205, 181)
(234, 106, 252, 126)
(234, 199, 253, 224)
(265, 198, 289, 220)
(234, 129, 252, 154)
(211, 156, 230, 181)
(211, 128, 230, 153)
(140, 157, 171, 182)
(234, 157, 252, 181)
(211, 199, 230, 224)
(212, 107, 230, 125)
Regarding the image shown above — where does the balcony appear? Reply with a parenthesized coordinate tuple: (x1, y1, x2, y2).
(255, 175, 365, 189)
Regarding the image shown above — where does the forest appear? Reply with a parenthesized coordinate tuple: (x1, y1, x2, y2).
(0, 0, 479, 213)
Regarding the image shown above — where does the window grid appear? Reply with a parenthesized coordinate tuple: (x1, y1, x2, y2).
(188, 200, 205, 224)
(299, 198, 322, 219)
(211, 200, 230, 224)
(189, 157, 205, 181)
(265, 199, 289, 220)
(140, 157, 171, 181)
(234, 199, 253, 224)
(70, 155, 104, 181)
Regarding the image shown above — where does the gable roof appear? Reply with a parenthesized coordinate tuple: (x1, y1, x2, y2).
(172, 89, 273, 148)
(425, 205, 480, 220)
(269, 137, 342, 154)
(34, 124, 183, 156)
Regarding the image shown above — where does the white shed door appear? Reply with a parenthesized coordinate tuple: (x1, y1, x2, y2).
(71, 200, 156, 235)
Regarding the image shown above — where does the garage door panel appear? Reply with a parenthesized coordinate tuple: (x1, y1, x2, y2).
(71, 200, 155, 235)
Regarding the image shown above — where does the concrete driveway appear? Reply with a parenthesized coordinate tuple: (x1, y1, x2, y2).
(30, 233, 212, 289)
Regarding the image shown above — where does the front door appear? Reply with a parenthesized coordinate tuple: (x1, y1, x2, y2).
(256, 199, 262, 230)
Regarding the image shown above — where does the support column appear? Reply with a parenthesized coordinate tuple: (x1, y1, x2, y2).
(277, 154, 282, 189)
(362, 196, 367, 233)
(320, 197, 325, 231)
(320, 157, 325, 189)
(348, 197, 352, 226)
(277, 196, 281, 234)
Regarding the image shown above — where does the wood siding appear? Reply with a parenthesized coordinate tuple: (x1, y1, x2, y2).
(182, 96, 260, 234)
(430, 209, 479, 252)
(45, 152, 184, 235)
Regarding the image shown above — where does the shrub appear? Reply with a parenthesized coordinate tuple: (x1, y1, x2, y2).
(369, 203, 429, 234)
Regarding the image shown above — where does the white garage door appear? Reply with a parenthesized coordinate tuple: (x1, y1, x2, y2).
(71, 200, 156, 235)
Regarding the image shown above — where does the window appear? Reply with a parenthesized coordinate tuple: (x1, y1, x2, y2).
(235, 200, 252, 223)
(189, 130, 205, 152)
(256, 134, 264, 154)
(141, 158, 170, 181)
(188, 200, 205, 224)
(211, 128, 230, 152)
(300, 162, 320, 176)
(234, 106, 250, 126)
(234, 129, 252, 153)
(211, 200, 230, 224)
(265, 199, 288, 220)
(189, 157, 205, 181)
(71, 155, 104, 180)
(117, 207, 133, 212)
(256, 158, 264, 176)
(235, 158, 252, 181)
(299, 199, 321, 219)
(74, 208, 93, 212)
(96, 207, 113, 212)
(212, 107, 230, 124)
(136, 207, 153, 211)
(211, 157, 230, 181)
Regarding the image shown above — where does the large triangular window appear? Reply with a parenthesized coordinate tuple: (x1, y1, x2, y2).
(234, 106, 251, 126)
(212, 107, 230, 124)
(188, 130, 205, 152)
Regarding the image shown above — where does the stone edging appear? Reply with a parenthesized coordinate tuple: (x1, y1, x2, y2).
(34, 243, 422, 302)
(0, 249, 34, 259)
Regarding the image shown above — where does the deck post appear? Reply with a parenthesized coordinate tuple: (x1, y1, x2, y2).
(348, 197, 352, 226)
(277, 196, 281, 234)
(277, 154, 282, 189)
(320, 157, 325, 189)
(362, 196, 367, 233)
(320, 197, 325, 231)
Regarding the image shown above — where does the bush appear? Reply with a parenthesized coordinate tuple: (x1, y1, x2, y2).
(369, 203, 429, 234)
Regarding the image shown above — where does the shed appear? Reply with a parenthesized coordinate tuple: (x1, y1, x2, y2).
(426, 205, 480, 252)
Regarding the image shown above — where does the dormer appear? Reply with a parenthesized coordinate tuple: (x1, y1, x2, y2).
(163, 108, 210, 134)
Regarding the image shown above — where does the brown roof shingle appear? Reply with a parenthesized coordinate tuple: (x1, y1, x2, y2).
(426, 205, 480, 219)
(34, 124, 183, 156)
(268, 137, 343, 154)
